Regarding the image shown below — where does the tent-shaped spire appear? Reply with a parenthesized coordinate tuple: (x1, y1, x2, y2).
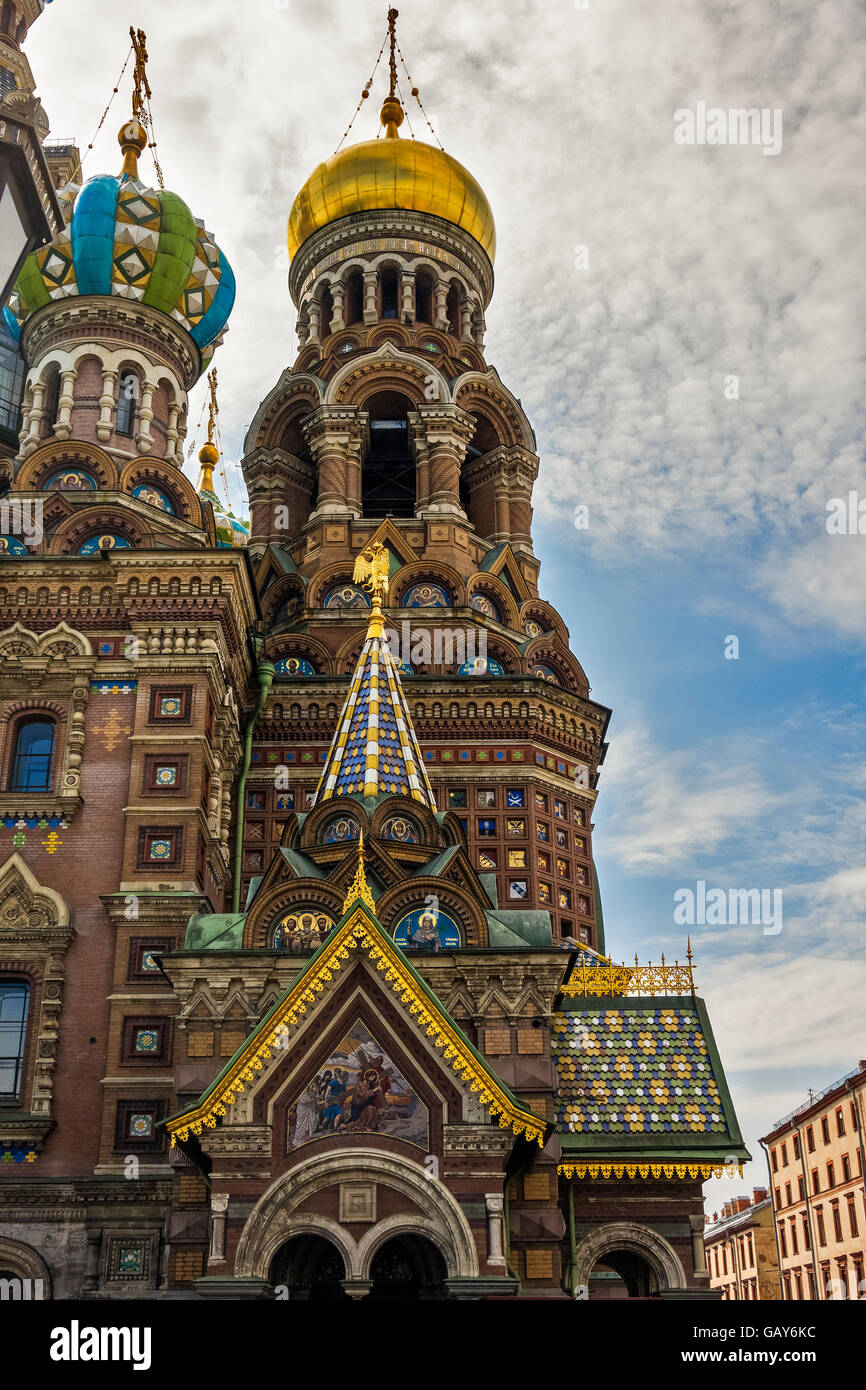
(313, 543, 436, 808)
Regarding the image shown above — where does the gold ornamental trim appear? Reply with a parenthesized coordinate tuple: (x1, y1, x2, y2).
(167, 907, 546, 1147)
(562, 943, 695, 999)
(558, 1162, 742, 1181)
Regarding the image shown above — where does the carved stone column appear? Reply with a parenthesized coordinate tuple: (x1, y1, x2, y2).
(434, 281, 449, 332)
(690, 1214, 708, 1276)
(363, 270, 378, 324)
(210, 1193, 230, 1263)
(135, 381, 155, 453)
(401, 270, 414, 322)
(83, 1230, 101, 1292)
(53, 368, 76, 440)
(165, 402, 182, 461)
(331, 282, 346, 332)
(485, 1194, 506, 1267)
(21, 379, 45, 454)
(410, 403, 475, 518)
(303, 406, 366, 519)
(307, 301, 321, 345)
(96, 369, 118, 442)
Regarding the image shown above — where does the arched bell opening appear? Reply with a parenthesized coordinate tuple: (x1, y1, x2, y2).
(362, 390, 415, 518)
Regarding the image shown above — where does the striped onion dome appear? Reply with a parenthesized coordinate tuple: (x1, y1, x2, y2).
(3, 119, 235, 374)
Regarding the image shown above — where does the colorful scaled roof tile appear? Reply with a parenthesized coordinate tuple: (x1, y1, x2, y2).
(4, 120, 234, 367)
(553, 997, 747, 1161)
(314, 543, 435, 807)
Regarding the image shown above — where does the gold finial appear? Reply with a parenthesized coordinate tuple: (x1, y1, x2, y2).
(380, 8, 404, 137)
(118, 27, 150, 178)
(198, 367, 220, 493)
(343, 831, 376, 913)
(352, 541, 390, 638)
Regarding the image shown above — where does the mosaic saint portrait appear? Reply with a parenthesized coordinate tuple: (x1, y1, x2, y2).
(393, 906, 461, 952)
(286, 1021, 428, 1151)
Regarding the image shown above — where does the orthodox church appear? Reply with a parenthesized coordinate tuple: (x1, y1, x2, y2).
(0, 6, 747, 1299)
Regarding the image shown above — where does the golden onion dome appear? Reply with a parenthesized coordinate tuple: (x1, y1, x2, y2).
(288, 98, 496, 263)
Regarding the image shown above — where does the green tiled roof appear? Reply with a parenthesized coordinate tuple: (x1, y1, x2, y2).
(553, 996, 748, 1160)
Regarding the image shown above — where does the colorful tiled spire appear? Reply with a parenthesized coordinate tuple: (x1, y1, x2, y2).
(313, 543, 436, 808)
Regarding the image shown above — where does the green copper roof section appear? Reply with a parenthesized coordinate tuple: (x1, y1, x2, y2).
(184, 912, 246, 951)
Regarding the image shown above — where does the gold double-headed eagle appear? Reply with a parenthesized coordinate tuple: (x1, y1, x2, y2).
(352, 542, 390, 610)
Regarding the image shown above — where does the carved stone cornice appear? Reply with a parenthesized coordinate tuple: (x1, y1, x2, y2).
(21, 297, 201, 388)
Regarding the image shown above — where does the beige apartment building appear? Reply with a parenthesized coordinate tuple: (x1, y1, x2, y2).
(761, 1060, 866, 1300)
(705, 1189, 780, 1299)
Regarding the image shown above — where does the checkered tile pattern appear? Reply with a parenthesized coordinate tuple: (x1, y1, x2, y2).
(314, 628, 435, 807)
(552, 1003, 727, 1135)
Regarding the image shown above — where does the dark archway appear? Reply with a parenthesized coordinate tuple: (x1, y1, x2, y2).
(269, 1234, 348, 1301)
(588, 1249, 659, 1299)
(362, 390, 415, 518)
(366, 1234, 448, 1301)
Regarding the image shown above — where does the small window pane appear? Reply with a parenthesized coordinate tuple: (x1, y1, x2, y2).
(0, 983, 29, 1099)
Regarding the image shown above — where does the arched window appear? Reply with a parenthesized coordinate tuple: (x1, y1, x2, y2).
(415, 272, 434, 324)
(8, 717, 55, 791)
(446, 283, 461, 336)
(0, 982, 30, 1100)
(116, 371, 139, 436)
(363, 391, 414, 517)
(42, 369, 60, 435)
(380, 266, 399, 320)
(346, 270, 364, 325)
(320, 285, 333, 340)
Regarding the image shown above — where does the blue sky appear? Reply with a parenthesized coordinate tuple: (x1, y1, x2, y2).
(27, 0, 866, 1206)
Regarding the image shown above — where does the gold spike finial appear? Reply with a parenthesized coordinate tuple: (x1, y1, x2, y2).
(343, 831, 376, 914)
(118, 27, 150, 178)
(380, 8, 404, 137)
(198, 367, 220, 492)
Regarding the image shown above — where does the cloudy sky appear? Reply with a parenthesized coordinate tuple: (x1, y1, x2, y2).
(29, 0, 866, 1206)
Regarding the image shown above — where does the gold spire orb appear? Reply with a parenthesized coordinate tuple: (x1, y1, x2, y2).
(287, 132, 496, 263)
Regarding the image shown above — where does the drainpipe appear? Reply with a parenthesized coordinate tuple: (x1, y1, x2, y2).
(567, 1180, 578, 1297)
(231, 661, 275, 913)
(760, 1139, 787, 1301)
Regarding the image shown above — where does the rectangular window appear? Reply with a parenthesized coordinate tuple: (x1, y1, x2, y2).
(779, 1224, 787, 1258)
(781, 1141, 788, 1165)
(832, 1205, 843, 1242)
(772, 1147, 778, 1172)
(821, 1116, 830, 1144)
(798, 1175, 805, 1200)
(793, 1132, 800, 1159)
(847, 1195, 858, 1238)
(811, 1168, 820, 1193)
(784, 1181, 792, 1204)
(842, 1153, 851, 1181)
(836, 1107, 845, 1137)
(827, 1161, 835, 1189)
(790, 1218, 798, 1255)
(816, 1210, 826, 1246)
(477, 788, 496, 808)
(807, 1125, 815, 1152)
(0, 982, 29, 1100)
(477, 818, 497, 837)
(802, 1214, 810, 1250)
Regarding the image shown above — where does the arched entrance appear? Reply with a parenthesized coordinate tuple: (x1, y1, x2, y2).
(367, 1234, 447, 1301)
(270, 1234, 348, 1301)
(588, 1250, 659, 1299)
(572, 1222, 687, 1299)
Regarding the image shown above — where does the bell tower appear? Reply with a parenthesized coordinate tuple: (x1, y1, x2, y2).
(241, 10, 609, 950)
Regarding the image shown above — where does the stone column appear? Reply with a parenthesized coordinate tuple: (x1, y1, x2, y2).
(307, 301, 321, 345)
(331, 282, 346, 332)
(434, 281, 449, 332)
(96, 369, 118, 442)
(410, 404, 475, 518)
(21, 379, 45, 454)
(135, 381, 155, 453)
(401, 270, 414, 322)
(209, 1193, 230, 1263)
(363, 270, 378, 324)
(83, 1230, 102, 1292)
(53, 368, 76, 440)
(303, 405, 365, 519)
(485, 1194, 506, 1267)
(690, 1214, 708, 1275)
(460, 301, 473, 342)
(165, 402, 182, 461)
